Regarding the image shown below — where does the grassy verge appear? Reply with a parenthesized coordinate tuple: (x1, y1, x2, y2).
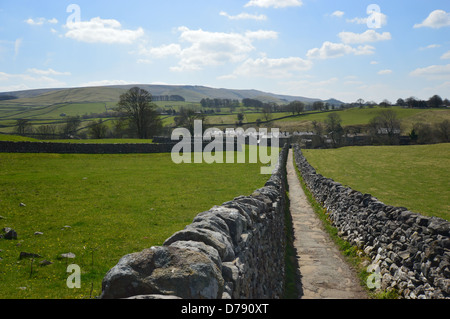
(0, 148, 268, 298)
(283, 190, 301, 299)
(290, 151, 399, 299)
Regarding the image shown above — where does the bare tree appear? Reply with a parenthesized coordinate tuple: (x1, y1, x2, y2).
(261, 105, 272, 121)
(88, 119, 109, 139)
(325, 113, 344, 147)
(368, 109, 401, 144)
(15, 119, 33, 135)
(436, 120, 450, 143)
(174, 107, 205, 135)
(116, 87, 162, 139)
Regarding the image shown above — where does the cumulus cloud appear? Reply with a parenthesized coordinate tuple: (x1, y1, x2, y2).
(244, 0, 303, 8)
(223, 56, 312, 79)
(306, 41, 375, 59)
(220, 11, 267, 21)
(27, 68, 71, 76)
(14, 38, 22, 59)
(378, 69, 393, 75)
(0, 71, 67, 92)
(414, 10, 450, 29)
(137, 27, 278, 72)
(338, 30, 392, 44)
(25, 17, 58, 26)
(419, 44, 441, 50)
(346, 12, 387, 27)
(64, 17, 144, 44)
(331, 11, 345, 18)
(410, 64, 450, 80)
(79, 79, 134, 87)
(244, 30, 278, 40)
(441, 50, 450, 60)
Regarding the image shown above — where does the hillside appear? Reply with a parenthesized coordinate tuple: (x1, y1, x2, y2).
(0, 84, 335, 105)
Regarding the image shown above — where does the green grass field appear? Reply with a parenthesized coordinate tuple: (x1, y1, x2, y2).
(274, 107, 450, 132)
(0, 149, 269, 298)
(302, 144, 450, 221)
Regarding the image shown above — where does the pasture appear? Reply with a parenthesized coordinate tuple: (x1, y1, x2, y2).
(302, 143, 450, 221)
(0, 148, 269, 298)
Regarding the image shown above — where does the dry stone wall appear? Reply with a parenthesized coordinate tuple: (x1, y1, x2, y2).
(100, 144, 289, 299)
(293, 144, 450, 299)
(0, 140, 245, 154)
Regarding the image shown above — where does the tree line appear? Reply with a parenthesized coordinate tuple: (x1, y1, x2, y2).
(11, 87, 450, 141)
(307, 110, 449, 149)
(346, 95, 449, 109)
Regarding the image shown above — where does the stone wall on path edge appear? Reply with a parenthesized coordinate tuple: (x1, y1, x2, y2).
(293, 144, 450, 299)
(100, 144, 289, 299)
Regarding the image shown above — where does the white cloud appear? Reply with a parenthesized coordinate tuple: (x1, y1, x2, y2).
(338, 30, 391, 44)
(79, 79, 134, 87)
(223, 56, 312, 79)
(370, 61, 379, 65)
(27, 68, 71, 76)
(346, 12, 388, 27)
(173, 27, 255, 71)
(64, 17, 144, 44)
(410, 64, 450, 80)
(139, 43, 182, 58)
(414, 10, 450, 29)
(137, 27, 278, 72)
(378, 69, 393, 75)
(14, 38, 22, 59)
(244, 0, 303, 9)
(331, 11, 345, 18)
(441, 50, 450, 60)
(220, 11, 267, 21)
(419, 44, 441, 50)
(0, 71, 67, 92)
(25, 17, 59, 26)
(306, 41, 375, 59)
(245, 30, 278, 40)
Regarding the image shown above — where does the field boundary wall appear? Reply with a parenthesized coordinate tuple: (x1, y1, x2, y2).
(100, 144, 289, 299)
(293, 144, 449, 299)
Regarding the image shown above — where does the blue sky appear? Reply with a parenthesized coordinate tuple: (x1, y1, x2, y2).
(0, 0, 449, 103)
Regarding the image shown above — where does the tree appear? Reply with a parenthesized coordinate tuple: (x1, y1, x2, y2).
(242, 98, 263, 110)
(62, 116, 81, 137)
(15, 119, 33, 135)
(368, 110, 401, 144)
(396, 98, 406, 107)
(36, 124, 57, 139)
(288, 101, 305, 115)
(427, 95, 443, 108)
(88, 119, 109, 139)
(116, 87, 162, 139)
(436, 119, 450, 143)
(312, 101, 325, 111)
(237, 112, 244, 125)
(356, 98, 365, 108)
(413, 122, 435, 144)
(174, 107, 205, 135)
(325, 113, 344, 147)
(261, 105, 272, 121)
(380, 99, 391, 108)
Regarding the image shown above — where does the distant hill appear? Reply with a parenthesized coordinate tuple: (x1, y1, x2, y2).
(0, 84, 344, 106)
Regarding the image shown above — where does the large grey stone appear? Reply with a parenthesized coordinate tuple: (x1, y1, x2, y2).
(164, 227, 235, 262)
(101, 246, 224, 299)
(168, 240, 222, 271)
